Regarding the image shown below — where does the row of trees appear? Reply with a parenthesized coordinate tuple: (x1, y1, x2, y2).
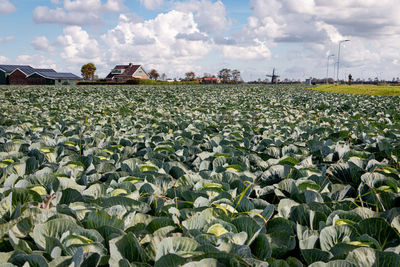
(80, 63, 243, 84)
(145, 69, 243, 83)
(217, 68, 243, 83)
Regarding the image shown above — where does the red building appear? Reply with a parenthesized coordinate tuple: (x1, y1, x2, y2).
(196, 77, 221, 84)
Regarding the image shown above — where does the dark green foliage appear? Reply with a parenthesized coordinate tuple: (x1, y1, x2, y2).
(0, 84, 399, 265)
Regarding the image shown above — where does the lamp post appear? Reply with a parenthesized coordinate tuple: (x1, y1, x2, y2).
(326, 54, 335, 84)
(336, 39, 350, 84)
(333, 62, 338, 82)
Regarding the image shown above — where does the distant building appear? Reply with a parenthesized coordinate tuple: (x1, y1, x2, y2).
(0, 65, 80, 85)
(196, 77, 221, 84)
(106, 63, 149, 82)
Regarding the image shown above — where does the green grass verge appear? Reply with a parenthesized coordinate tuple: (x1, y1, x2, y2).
(311, 84, 400, 97)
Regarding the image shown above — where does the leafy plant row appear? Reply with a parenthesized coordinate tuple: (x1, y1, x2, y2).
(0, 85, 399, 266)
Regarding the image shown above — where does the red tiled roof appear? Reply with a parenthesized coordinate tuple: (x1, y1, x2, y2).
(124, 65, 140, 76)
(106, 64, 142, 79)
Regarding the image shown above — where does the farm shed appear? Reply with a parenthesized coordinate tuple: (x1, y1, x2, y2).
(9, 67, 37, 85)
(0, 65, 80, 85)
(27, 71, 80, 85)
(106, 63, 149, 82)
(0, 65, 36, 84)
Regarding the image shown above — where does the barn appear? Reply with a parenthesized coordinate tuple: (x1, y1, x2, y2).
(106, 63, 149, 82)
(27, 71, 81, 85)
(0, 65, 36, 84)
(0, 65, 80, 85)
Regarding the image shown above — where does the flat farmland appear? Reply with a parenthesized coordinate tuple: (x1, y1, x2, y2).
(312, 84, 400, 97)
(1, 85, 400, 266)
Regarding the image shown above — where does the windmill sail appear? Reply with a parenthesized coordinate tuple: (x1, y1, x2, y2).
(266, 68, 280, 84)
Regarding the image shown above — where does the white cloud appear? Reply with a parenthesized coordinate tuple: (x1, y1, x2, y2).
(236, 0, 400, 80)
(57, 26, 101, 64)
(31, 36, 56, 53)
(248, 0, 400, 42)
(282, 0, 315, 14)
(315, 22, 345, 44)
(243, 16, 284, 41)
(0, 0, 15, 14)
(139, 0, 163, 10)
(0, 36, 14, 43)
(249, 0, 282, 21)
(16, 55, 57, 69)
(340, 39, 379, 68)
(101, 10, 212, 75)
(220, 39, 271, 60)
(11, 0, 400, 81)
(62, 0, 124, 12)
(0, 56, 9, 64)
(174, 0, 231, 34)
(176, 32, 209, 42)
(33, 6, 103, 25)
(104, 0, 126, 12)
(33, 0, 125, 25)
(64, 0, 102, 12)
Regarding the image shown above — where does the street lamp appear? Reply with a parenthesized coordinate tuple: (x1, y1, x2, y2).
(326, 54, 335, 84)
(336, 39, 350, 84)
(333, 62, 338, 82)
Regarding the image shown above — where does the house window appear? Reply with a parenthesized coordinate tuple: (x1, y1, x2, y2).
(58, 79, 61, 83)
(111, 69, 123, 74)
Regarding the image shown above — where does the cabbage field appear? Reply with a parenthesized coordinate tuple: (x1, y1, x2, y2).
(1, 84, 400, 266)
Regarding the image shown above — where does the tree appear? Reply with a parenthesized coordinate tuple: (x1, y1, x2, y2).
(185, 71, 195, 80)
(218, 68, 232, 83)
(149, 69, 159, 80)
(203, 73, 216, 78)
(231, 69, 242, 84)
(161, 73, 167, 81)
(81, 63, 96, 80)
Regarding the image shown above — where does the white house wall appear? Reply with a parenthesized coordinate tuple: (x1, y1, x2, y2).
(132, 66, 149, 79)
(55, 79, 78, 86)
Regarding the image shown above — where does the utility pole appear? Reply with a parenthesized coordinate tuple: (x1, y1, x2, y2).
(337, 40, 350, 84)
(326, 54, 335, 84)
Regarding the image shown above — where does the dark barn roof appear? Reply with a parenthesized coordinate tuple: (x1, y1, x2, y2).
(0, 65, 80, 80)
(11, 67, 38, 76)
(0, 65, 29, 73)
(35, 68, 57, 73)
(0, 65, 37, 75)
(29, 71, 80, 80)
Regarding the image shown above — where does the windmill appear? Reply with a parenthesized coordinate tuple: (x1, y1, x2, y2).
(266, 68, 280, 84)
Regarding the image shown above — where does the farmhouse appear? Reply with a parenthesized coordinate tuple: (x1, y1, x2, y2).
(0, 65, 80, 85)
(106, 63, 149, 82)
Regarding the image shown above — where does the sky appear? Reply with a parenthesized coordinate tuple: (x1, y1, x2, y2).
(0, 0, 399, 81)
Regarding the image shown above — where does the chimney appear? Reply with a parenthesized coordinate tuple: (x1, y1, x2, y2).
(129, 62, 134, 67)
